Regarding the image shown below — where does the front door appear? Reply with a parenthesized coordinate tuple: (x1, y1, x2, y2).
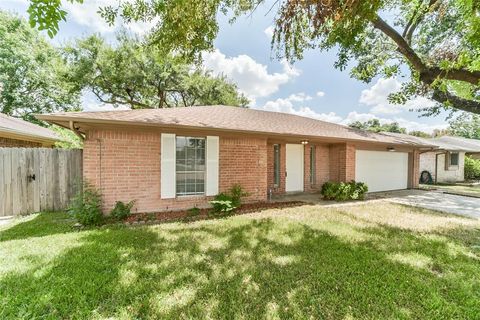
(285, 144, 304, 192)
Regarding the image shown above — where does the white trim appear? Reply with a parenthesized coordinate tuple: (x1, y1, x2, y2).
(160, 133, 176, 199)
(206, 136, 219, 196)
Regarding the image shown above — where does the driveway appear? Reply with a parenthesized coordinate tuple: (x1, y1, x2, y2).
(389, 191, 480, 219)
(0, 216, 14, 228)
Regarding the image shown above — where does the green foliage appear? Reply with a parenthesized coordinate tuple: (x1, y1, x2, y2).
(187, 206, 201, 217)
(64, 34, 249, 109)
(68, 182, 103, 226)
(210, 193, 236, 214)
(321, 181, 369, 201)
(464, 156, 480, 180)
(209, 184, 249, 214)
(409, 131, 432, 138)
(27, 0, 83, 38)
(448, 113, 480, 139)
(110, 200, 136, 220)
(51, 125, 83, 149)
(349, 119, 406, 134)
(0, 11, 80, 124)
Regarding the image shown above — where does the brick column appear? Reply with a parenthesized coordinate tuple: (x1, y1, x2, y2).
(329, 143, 356, 182)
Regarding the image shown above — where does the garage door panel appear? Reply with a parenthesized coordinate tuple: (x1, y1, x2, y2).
(355, 150, 408, 192)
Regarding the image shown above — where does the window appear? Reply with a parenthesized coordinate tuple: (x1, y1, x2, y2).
(176, 136, 205, 196)
(273, 144, 280, 186)
(310, 145, 316, 184)
(449, 152, 459, 166)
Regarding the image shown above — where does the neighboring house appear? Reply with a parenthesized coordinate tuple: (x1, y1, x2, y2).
(0, 113, 59, 147)
(38, 106, 433, 212)
(419, 136, 480, 183)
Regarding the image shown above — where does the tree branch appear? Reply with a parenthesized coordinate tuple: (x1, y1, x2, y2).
(432, 89, 480, 114)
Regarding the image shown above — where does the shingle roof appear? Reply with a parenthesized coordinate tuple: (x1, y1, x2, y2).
(36, 105, 435, 147)
(0, 113, 59, 143)
(431, 136, 480, 153)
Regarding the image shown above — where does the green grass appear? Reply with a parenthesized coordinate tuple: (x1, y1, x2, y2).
(1, 203, 479, 319)
(420, 183, 480, 197)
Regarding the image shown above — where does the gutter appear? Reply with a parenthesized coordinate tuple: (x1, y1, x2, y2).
(69, 121, 85, 141)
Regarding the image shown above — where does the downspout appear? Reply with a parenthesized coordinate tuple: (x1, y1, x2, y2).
(69, 121, 85, 141)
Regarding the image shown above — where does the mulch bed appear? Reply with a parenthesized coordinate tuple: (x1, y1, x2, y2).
(124, 201, 307, 225)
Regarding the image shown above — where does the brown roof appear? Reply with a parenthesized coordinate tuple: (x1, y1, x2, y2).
(36, 105, 434, 147)
(0, 113, 59, 144)
(430, 136, 480, 153)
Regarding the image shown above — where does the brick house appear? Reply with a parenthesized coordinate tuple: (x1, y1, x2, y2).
(0, 113, 59, 147)
(38, 106, 434, 213)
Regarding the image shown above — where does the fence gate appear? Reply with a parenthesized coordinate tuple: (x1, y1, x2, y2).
(0, 148, 83, 217)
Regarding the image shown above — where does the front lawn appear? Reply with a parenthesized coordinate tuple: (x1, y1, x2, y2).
(1, 203, 479, 319)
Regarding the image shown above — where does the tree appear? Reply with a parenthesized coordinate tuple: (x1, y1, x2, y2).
(409, 130, 432, 138)
(448, 112, 480, 139)
(349, 119, 407, 133)
(0, 11, 80, 124)
(64, 34, 249, 109)
(26, 1, 480, 114)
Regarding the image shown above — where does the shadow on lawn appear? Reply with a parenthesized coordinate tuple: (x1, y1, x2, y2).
(0, 212, 75, 242)
(0, 215, 479, 319)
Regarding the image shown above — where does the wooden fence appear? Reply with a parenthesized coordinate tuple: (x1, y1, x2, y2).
(0, 148, 83, 217)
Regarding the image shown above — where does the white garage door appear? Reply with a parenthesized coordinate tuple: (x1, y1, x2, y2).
(355, 150, 409, 192)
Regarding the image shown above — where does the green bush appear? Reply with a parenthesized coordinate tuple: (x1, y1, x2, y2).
(321, 181, 368, 201)
(210, 193, 236, 214)
(110, 200, 136, 220)
(209, 184, 249, 215)
(465, 156, 480, 180)
(187, 206, 201, 217)
(68, 182, 103, 226)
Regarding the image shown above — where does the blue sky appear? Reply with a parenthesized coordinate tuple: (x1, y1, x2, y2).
(2, 0, 449, 133)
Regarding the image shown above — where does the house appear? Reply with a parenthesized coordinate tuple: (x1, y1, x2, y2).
(419, 136, 480, 183)
(0, 113, 59, 147)
(37, 106, 434, 213)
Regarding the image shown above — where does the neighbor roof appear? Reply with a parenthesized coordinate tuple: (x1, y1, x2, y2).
(36, 105, 435, 147)
(0, 113, 59, 145)
(431, 136, 480, 153)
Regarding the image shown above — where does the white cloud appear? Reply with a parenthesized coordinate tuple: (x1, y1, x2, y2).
(203, 49, 301, 103)
(264, 25, 274, 38)
(257, 96, 446, 134)
(359, 78, 435, 115)
(81, 92, 130, 112)
(316, 91, 325, 97)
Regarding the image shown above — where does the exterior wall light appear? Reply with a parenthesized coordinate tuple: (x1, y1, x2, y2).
(301, 140, 309, 145)
(387, 146, 396, 152)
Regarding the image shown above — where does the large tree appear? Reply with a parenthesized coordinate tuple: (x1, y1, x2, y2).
(0, 11, 79, 124)
(349, 119, 407, 133)
(448, 112, 480, 139)
(26, 1, 480, 114)
(64, 34, 249, 109)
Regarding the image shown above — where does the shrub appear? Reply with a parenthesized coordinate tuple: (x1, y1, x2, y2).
(68, 182, 103, 226)
(110, 200, 136, 220)
(321, 181, 368, 201)
(465, 156, 480, 180)
(209, 184, 248, 215)
(187, 206, 201, 217)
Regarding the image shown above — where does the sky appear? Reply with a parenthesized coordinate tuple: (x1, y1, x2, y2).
(2, 0, 450, 133)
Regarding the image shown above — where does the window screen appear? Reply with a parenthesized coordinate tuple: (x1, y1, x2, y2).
(450, 152, 459, 166)
(176, 137, 205, 196)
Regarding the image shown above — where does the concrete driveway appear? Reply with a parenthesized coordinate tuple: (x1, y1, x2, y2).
(389, 191, 480, 219)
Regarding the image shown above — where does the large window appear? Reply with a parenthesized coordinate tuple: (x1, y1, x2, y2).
(176, 136, 205, 196)
(273, 144, 280, 186)
(310, 145, 316, 184)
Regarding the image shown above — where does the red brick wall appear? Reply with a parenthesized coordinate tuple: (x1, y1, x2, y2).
(267, 143, 286, 194)
(0, 137, 43, 148)
(83, 129, 267, 213)
(219, 137, 268, 202)
(329, 143, 356, 182)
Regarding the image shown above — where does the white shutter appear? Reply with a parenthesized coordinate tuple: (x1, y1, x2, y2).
(206, 136, 219, 196)
(161, 133, 176, 199)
